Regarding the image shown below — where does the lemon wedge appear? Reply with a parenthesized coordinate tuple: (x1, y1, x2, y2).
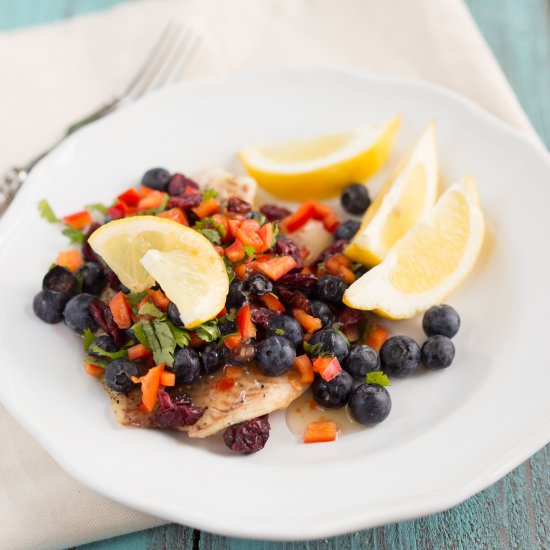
(345, 122, 438, 266)
(88, 216, 229, 328)
(238, 117, 401, 201)
(343, 177, 484, 319)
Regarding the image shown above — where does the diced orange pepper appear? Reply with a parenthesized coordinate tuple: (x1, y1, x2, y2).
(212, 214, 230, 240)
(193, 197, 221, 218)
(137, 190, 167, 210)
(312, 356, 342, 382)
(234, 262, 251, 280)
(63, 210, 92, 229)
(293, 354, 314, 383)
(258, 223, 274, 252)
(56, 249, 83, 272)
(227, 218, 242, 238)
(304, 420, 337, 443)
(364, 322, 388, 352)
(300, 266, 314, 275)
(260, 293, 286, 313)
(131, 363, 165, 412)
(147, 288, 170, 312)
(293, 309, 322, 333)
(117, 188, 141, 207)
(84, 362, 104, 377)
(225, 366, 243, 379)
(224, 333, 242, 349)
(338, 266, 356, 284)
(109, 291, 133, 329)
(225, 239, 246, 263)
(157, 207, 188, 225)
(160, 371, 176, 387)
(127, 343, 152, 361)
(140, 185, 155, 196)
(216, 377, 235, 391)
(256, 256, 297, 281)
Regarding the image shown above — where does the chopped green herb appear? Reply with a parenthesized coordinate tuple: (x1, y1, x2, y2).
(85, 203, 108, 215)
(167, 321, 191, 347)
(62, 226, 86, 244)
(366, 371, 391, 387)
(144, 194, 169, 215)
(88, 344, 128, 360)
(274, 328, 285, 336)
(272, 222, 280, 244)
(195, 319, 220, 342)
(303, 341, 324, 356)
(198, 228, 221, 245)
(138, 302, 164, 318)
(223, 257, 235, 283)
(152, 319, 177, 366)
(248, 211, 266, 225)
(224, 311, 236, 322)
(195, 217, 226, 237)
(202, 188, 218, 200)
(131, 323, 148, 347)
(126, 291, 148, 306)
(83, 328, 95, 351)
(84, 354, 109, 369)
(243, 246, 256, 260)
(75, 273, 84, 293)
(38, 199, 59, 223)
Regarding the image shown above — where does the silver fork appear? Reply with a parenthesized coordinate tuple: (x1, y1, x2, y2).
(0, 23, 200, 216)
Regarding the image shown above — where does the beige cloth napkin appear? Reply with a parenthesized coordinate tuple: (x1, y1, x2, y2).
(0, 1, 538, 548)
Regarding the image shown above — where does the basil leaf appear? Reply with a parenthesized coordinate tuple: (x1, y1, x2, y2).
(38, 199, 59, 223)
(167, 321, 190, 348)
(195, 320, 220, 343)
(132, 322, 149, 347)
(198, 228, 221, 245)
(138, 302, 164, 318)
(152, 319, 176, 366)
(126, 291, 148, 306)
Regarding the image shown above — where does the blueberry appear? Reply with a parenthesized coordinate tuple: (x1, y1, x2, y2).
(226, 279, 246, 309)
(311, 371, 353, 408)
(308, 329, 350, 363)
(315, 275, 347, 303)
(380, 335, 420, 377)
(309, 300, 334, 327)
(167, 302, 183, 326)
(42, 266, 77, 297)
(201, 344, 224, 375)
(218, 317, 237, 336)
(223, 341, 256, 365)
(104, 358, 138, 393)
(421, 335, 455, 369)
(334, 219, 361, 241)
(172, 348, 201, 384)
(63, 293, 98, 333)
(87, 335, 118, 357)
(422, 305, 461, 338)
(141, 167, 171, 191)
(256, 336, 296, 376)
(119, 283, 131, 294)
(77, 262, 106, 295)
(344, 345, 380, 381)
(266, 315, 303, 347)
(341, 183, 371, 215)
(244, 273, 273, 296)
(349, 383, 391, 424)
(33, 290, 67, 324)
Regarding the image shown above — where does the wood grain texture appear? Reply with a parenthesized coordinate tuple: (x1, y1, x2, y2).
(0, 0, 548, 548)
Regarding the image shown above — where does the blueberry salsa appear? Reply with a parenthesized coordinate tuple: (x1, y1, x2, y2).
(34, 175, 462, 454)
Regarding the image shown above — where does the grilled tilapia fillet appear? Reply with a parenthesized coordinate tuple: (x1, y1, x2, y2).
(192, 167, 257, 204)
(104, 365, 308, 438)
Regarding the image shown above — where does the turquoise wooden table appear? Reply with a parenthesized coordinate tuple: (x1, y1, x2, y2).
(1, 1, 548, 548)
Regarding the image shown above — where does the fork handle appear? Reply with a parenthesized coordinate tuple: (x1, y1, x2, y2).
(0, 98, 121, 217)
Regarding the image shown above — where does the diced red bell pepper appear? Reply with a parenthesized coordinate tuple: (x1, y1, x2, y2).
(225, 238, 246, 263)
(127, 343, 152, 361)
(281, 202, 316, 233)
(260, 293, 286, 312)
(157, 207, 188, 225)
(312, 356, 342, 382)
(107, 201, 128, 220)
(223, 333, 242, 349)
(56, 249, 83, 272)
(214, 245, 225, 256)
(217, 306, 227, 318)
(293, 309, 322, 333)
(131, 363, 165, 412)
(236, 303, 256, 340)
(236, 220, 265, 251)
(146, 288, 170, 312)
(212, 214, 230, 240)
(193, 197, 221, 218)
(256, 256, 297, 281)
(304, 420, 337, 443)
(138, 190, 167, 210)
(258, 223, 274, 252)
(109, 291, 133, 329)
(293, 354, 314, 384)
(234, 262, 250, 280)
(227, 218, 242, 238)
(216, 377, 235, 391)
(117, 188, 141, 207)
(63, 210, 92, 230)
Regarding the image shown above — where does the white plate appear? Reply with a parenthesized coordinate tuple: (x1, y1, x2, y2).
(0, 67, 549, 540)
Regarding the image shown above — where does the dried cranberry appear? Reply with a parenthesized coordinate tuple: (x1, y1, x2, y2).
(250, 306, 280, 329)
(315, 239, 349, 264)
(277, 288, 310, 311)
(89, 299, 126, 347)
(260, 204, 292, 222)
(335, 305, 365, 327)
(223, 415, 270, 454)
(167, 173, 199, 196)
(227, 196, 252, 214)
(277, 273, 318, 290)
(155, 390, 205, 428)
(168, 193, 202, 210)
(82, 223, 100, 262)
(275, 237, 303, 270)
